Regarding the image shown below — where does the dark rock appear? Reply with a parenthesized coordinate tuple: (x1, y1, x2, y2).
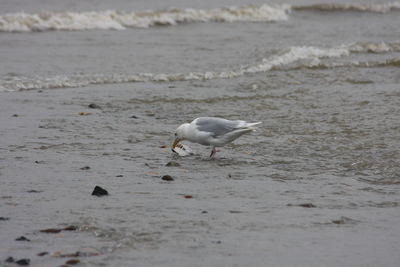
(92, 186, 108, 197)
(165, 161, 181, 167)
(37, 252, 48, 257)
(63, 225, 77, 231)
(184, 195, 193, 199)
(130, 115, 138, 119)
(201, 210, 208, 214)
(88, 103, 101, 109)
(15, 259, 30, 266)
(5, 257, 15, 263)
(161, 175, 174, 181)
(12, 114, 19, 117)
(15, 236, 30, 241)
(115, 175, 124, 177)
(65, 259, 80, 265)
(0, 217, 10, 221)
(80, 166, 90, 170)
(40, 228, 62, 233)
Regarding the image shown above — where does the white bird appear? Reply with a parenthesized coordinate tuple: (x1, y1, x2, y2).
(172, 117, 261, 158)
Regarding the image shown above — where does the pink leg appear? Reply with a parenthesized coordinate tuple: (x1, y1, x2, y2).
(210, 146, 218, 158)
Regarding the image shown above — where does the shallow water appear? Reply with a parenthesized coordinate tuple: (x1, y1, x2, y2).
(1, 1, 400, 266)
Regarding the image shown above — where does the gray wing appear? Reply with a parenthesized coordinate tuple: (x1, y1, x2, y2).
(194, 117, 241, 137)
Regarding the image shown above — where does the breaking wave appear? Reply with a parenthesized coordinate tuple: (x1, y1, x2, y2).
(0, 4, 290, 32)
(293, 2, 400, 13)
(1, 2, 399, 32)
(1, 41, 399, 92)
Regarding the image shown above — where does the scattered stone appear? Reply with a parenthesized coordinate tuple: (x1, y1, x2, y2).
(92, 186, 108, 197)
(115, 175, 124, 177)
(5, 257, 15, 263)
(15, 259, 30, 266)
(201, 210, 208, 214)
(287, 203, 317, 208)
(229, 210, 243, 213)
(130, 115, 138, 119)
(80, 166, 91, 170)
(78, 112, 91, 116)
(12, 114, 19, 117)
(165, 161, 181, 167)
(63, 225, 77, 231)
(298, 203, 316, 208)
(184, 195, 193, 199)
(0, 217, 10, 221)
(159, 145, 167, 148)
(26, 190, 42, 193)
(37, 252, 48, 256)
(65, 259, 80, 265)
(331, 216, 359, 225)
(50, 252, 79, 258)
(15, 236, 30, 241)
(88, 103, 101, 109)
(40, 228, 62, 233)
(161, 175, 174, 181)
(34, 160, 44, 164)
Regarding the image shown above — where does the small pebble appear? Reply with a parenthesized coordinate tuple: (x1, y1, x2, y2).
(78, 112, 91, 116)
(88, 103, 101, 109)
(12, 114, 19, 117)
(92, 186, 108, 197)
(165, 161, 181, 167)
(40, 228, 62, 233)
(201, 210, 208, 214)
(15, 259, 30, 266)
(15, 236, 30, 241)
(161, 175, 174, 181)
(0, 217, 10, 221)
(37, 252, 48, 257)
(80, 166, 91, 170)
(63, 225, 77, 231)
(115, 175, 124, 177)
(298, 203, 316, 208)
(5, 257, 15, 263)
(65, 259, 80, 265)
(130, 115, 138, 119)
(26, 190, 42, 193)
(184, 195, 193, 199)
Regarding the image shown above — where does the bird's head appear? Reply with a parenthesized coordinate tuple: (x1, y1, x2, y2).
(172, 123, 190, 149)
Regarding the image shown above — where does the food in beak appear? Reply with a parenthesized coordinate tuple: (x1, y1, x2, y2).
(172, 138, 180, 149)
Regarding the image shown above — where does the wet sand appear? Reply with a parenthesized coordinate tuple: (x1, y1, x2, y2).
(1, 76, 400, 266)
(1, 0, 400, 265)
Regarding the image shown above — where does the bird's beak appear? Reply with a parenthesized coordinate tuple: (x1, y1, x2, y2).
(172, 138, 180, 150)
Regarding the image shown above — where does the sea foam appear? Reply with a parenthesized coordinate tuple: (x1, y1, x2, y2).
(0, 4, 290, 32)
(1, 41, 398, 92)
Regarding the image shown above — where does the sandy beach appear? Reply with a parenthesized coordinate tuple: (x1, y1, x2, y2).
(1, 0, 400, 266)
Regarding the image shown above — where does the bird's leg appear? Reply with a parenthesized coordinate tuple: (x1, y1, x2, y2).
(210, 146, 218, 158)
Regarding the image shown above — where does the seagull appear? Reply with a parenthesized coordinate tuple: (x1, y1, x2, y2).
(172, 117, 261, 158)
